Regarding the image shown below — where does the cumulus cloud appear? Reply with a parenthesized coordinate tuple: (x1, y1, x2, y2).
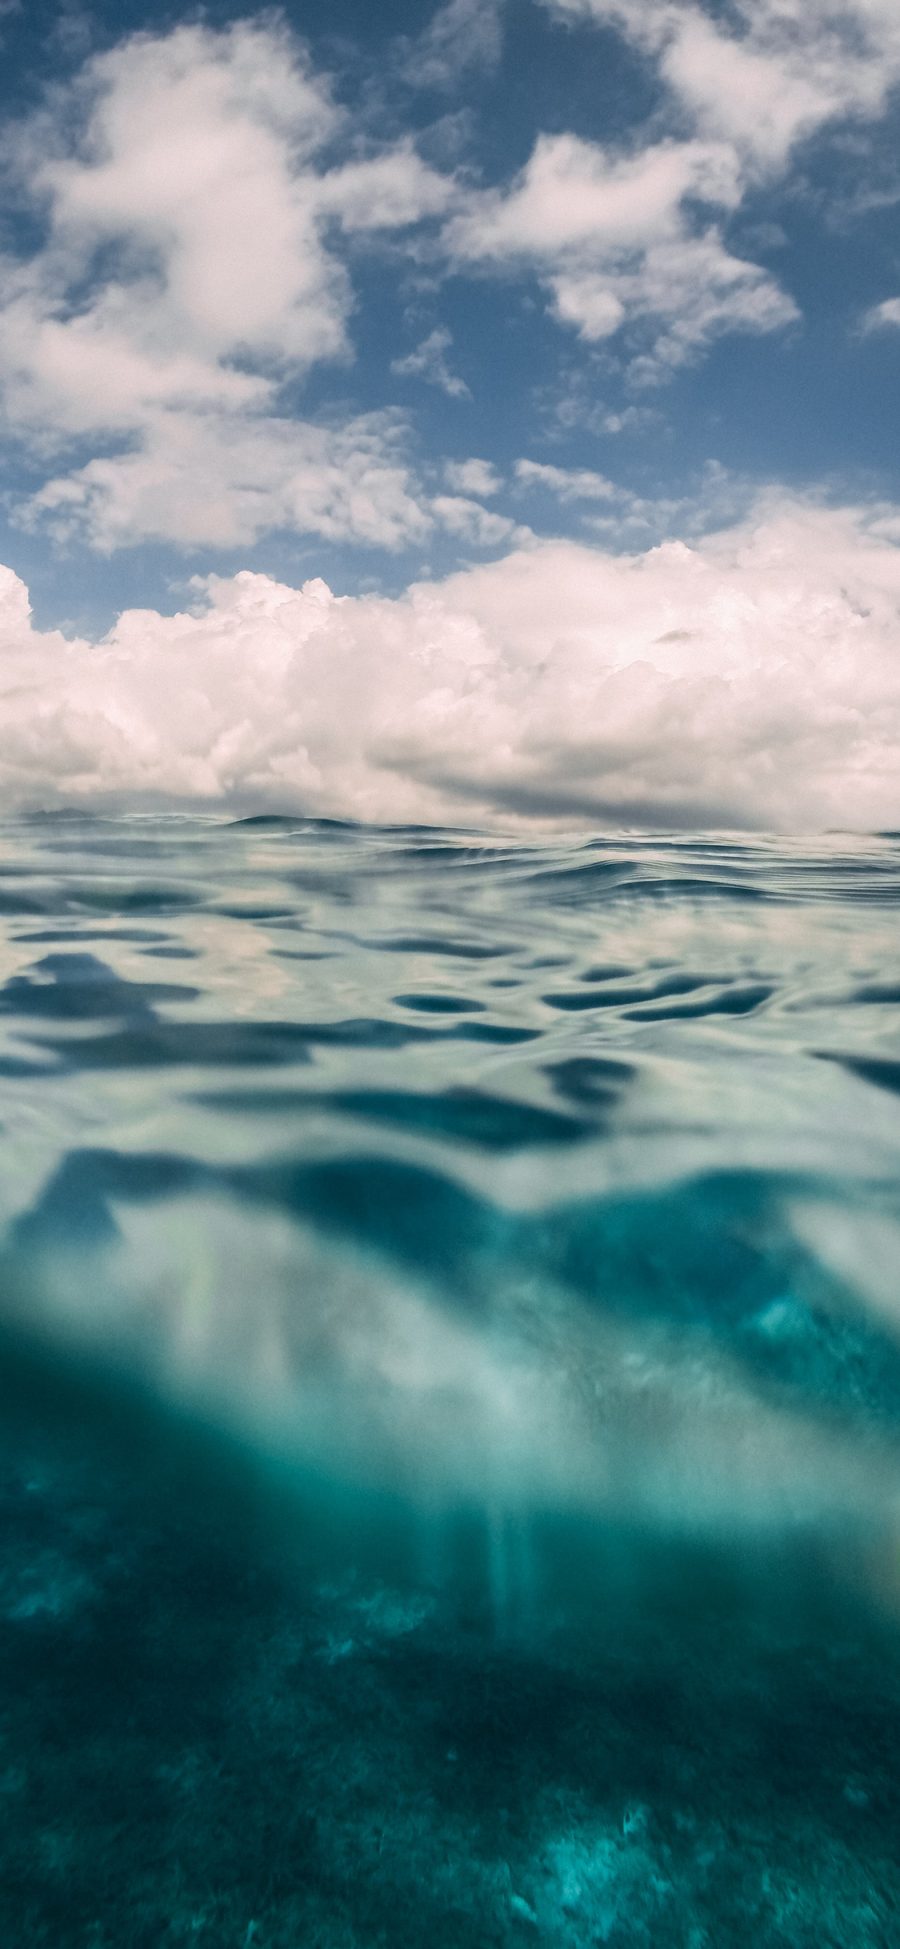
(1, 1, 891, 560)
(23, 410, 434, 554)
(317, 143, 454, 231)
(445, 132, 797, 370)
(0, 21, 343, 448)
(1, 497, 898, 831)
(0, 20, 455, 548)
(468, 0, 900, 366)
(21, 410, 525, 556)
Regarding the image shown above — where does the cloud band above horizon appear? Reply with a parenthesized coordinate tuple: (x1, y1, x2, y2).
(2, 496, 899, 834)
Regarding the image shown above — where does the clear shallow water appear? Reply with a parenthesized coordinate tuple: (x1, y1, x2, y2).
(2, 814, 900, 1945)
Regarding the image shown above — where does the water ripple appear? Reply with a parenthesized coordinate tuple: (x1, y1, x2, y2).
(0, 814, 897, 1549)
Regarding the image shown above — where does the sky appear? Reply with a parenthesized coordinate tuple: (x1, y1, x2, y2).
(0, 0, 899, 828)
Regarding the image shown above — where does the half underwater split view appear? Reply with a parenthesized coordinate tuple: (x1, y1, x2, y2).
(2, 812, 900, 1948)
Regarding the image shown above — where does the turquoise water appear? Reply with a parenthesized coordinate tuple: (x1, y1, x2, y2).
(2, 813, 900, 1944)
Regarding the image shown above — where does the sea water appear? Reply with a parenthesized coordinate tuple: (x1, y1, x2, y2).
(1, 812, 899, 1945)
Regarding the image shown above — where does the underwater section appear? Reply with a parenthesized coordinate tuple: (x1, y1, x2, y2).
(1, 814, 900, 1944)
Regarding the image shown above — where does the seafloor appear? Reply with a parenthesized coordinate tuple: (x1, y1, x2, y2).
(5, 1367, 900, 1949)
(4, 1375, 900, 1948)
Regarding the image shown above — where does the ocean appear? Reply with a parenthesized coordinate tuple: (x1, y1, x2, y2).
(1, 811, 899, 1945)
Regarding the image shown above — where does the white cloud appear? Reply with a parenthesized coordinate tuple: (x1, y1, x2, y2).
(657, 12, 848, 171)
(443, 457, 504, 496)
(317, 143, 454, 231)
(430, 494, 523, 547)
(6, 21, 346, 415)
(448, 132, 743, 258)
(0, 20, 457, 548)
(0, 5, 896, 564)
(21, 411, 529, 557)
(541, 1, 900, 171)
(515, 459, 616, 501)
(23, 411, 434, 554)
(506, 0, 900, 363)
(1, 496, 899, 831)
(445, 132, 796, 368)
(862, 296, 900, 331)
(390, 326, 471, 398)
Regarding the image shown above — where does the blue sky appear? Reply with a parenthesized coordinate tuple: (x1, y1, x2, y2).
(1, 0, 898, 629)
(0, 0, 898, 828)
